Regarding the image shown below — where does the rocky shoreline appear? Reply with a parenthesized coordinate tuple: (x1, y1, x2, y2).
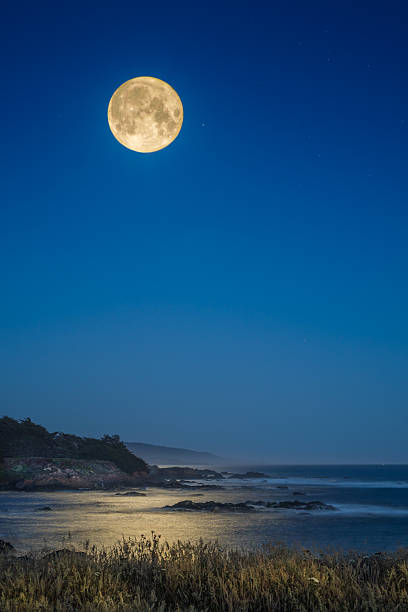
(0, 417, 272, 492)
(0, 456, 269, 492)
(0, 457, 148, 491)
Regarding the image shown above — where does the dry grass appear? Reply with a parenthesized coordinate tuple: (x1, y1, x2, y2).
(1, 534, 408, 611)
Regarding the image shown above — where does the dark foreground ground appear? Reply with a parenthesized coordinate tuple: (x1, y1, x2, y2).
(1, 535, 408, 611)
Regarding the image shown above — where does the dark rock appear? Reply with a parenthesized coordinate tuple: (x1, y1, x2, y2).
(43, 549, 87, 560)
(164, 499, 336, 513)
(303, 501, 336, 511)
(0, 539, 14, 554)
(247, 500, 336, 511)
(17, 554, 34, 562)
(114, 491, 146, 496)
(158, 481, 190, 489)
(15, 480, 31, 491)
(157, 467, 224, 481)
(276, 485, 289, 489)
(159, 481, 224, 491)
(293, 491, 306, 496)
(228, 471, 268, 479)
(35, 506, 53, 511)
(164, 500, 255, 513)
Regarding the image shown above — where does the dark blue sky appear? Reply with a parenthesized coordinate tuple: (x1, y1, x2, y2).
(1, 1, 407, 462)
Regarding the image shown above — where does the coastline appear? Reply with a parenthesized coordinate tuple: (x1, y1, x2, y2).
(0, 454, 269, 492)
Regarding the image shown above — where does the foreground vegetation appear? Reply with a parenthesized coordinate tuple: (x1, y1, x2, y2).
(1, 535, 408, 611)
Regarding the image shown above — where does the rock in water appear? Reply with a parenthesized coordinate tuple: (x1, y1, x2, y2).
(164, 499, 337, 513)
(114, 491, 147, 496)
(247, 500, 336, 511)
(227, 471, 268, 479)
(164, 500, 255, 513)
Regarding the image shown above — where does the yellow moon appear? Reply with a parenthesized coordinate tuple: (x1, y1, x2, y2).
(107, 76, 183, 153)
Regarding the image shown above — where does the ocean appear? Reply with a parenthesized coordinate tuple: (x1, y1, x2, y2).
(1, 464, 408, 554)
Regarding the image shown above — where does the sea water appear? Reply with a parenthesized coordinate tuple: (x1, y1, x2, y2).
(1, 464, 408, 554)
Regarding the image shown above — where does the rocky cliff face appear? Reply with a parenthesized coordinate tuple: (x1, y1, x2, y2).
(0, 457, 149, 491)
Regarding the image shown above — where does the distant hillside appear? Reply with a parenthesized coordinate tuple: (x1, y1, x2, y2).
(126, 442, 221, 466)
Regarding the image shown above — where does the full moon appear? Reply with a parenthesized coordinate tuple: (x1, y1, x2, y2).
(107, 76, 183, 153)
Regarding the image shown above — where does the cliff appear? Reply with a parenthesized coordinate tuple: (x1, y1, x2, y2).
(0, 457, 149, 490)
(0, 417, 150, 490)
(0, 417, 147, 475)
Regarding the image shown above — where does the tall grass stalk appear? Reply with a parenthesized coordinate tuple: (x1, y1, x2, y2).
(1, 534, 408, 610)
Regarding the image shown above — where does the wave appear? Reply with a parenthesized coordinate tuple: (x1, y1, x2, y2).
(219, 477, 408, 489)
(333, 504, 408, 516)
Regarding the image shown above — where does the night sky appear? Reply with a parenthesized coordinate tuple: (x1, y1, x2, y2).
(1, 1, 407, 462)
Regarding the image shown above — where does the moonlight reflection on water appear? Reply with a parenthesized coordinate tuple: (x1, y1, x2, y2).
(2, 468, 408, 554)
(0, 488, 284, 552)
